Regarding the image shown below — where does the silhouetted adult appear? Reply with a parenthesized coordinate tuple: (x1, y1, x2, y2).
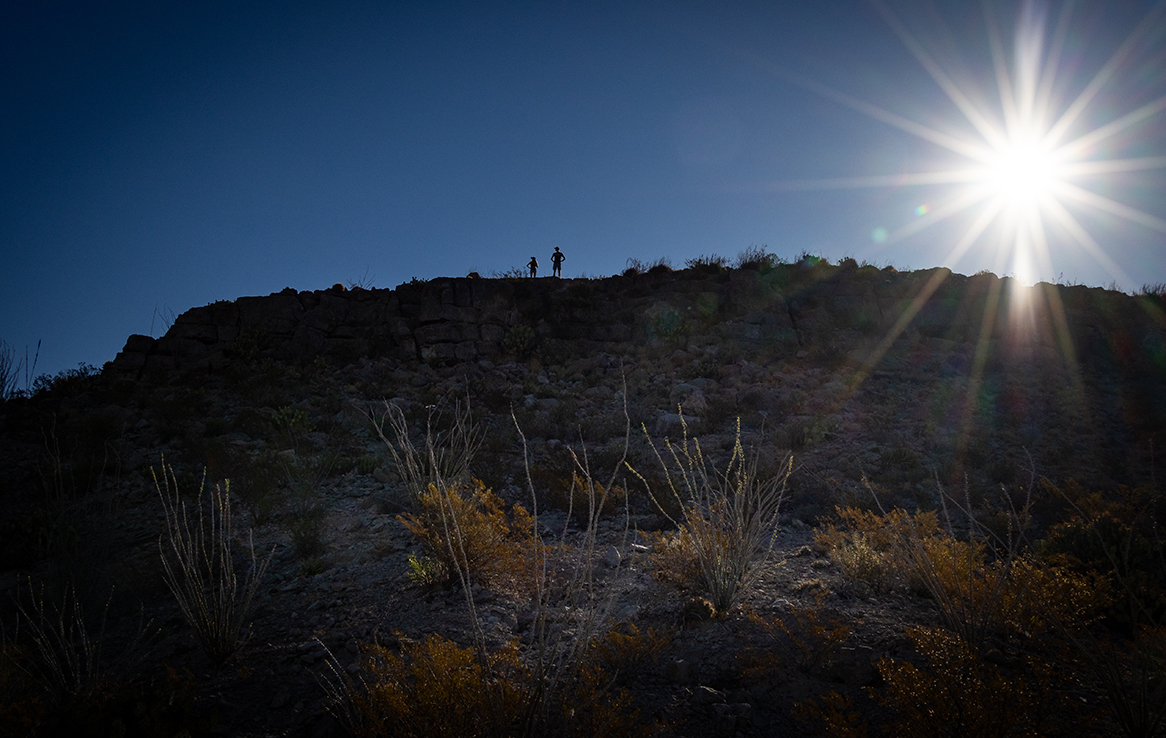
(551, 247, 565, 277)
(527, 256, 538, 278)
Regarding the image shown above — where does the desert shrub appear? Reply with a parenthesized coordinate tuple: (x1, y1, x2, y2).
(793, 691, 869, 738)
(1062, 624, 1166, 738)
(405, 552, 448, 586)
(1040, 485, 1166, 631)
(30, 363, 101, 399)
(288, 503, 326, 569)
(645, 528, 703, 590)
(871, 627, 1064, 738)
(0, 651, 209, 738)
(684, 254, 728, 273)
(398, 479, 534, 588)
(622, 255, 675, 277)
(622, 257, 646, 276)
(818, 504, 1107, 649)
(357, 453, 381, 476)
(587, 622, 671, 685)
(1140, 283, 1166, 299)
(546, 472, 628, 525)
(232, 450, 281, 528)
(331, 634, 526, 738)
(815, 506, 940, 588)
(371, 398, 483, 508)
(325, 634, 644, 738)
(154, 462, 272, 667)
(503, 325, 537, 358)
(745, 596, 856, 677)
(272, 404, 312, 448)
(735, 245, 778, 271)
(5, 583, 110, 706)
(491, 266, 528, 279)
(636, 417, 790, 613)
(827, 535, 897, 592)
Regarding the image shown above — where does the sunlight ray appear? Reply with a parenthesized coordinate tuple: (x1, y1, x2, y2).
(842, 204, 1001, 402)
(763, 169, 984, 191)
(873, 0, 1007, 148)
(1060, 157, 1166, 176)
(775, 69, 992, 161)
(1044, 1, 1166, 146)
(1032, 0, 1076, 132)
(1055, 181, 1166, 233)
(882, 188, 993, 245)
(1042, 195, 1137, 285)
(1055, 94, 1166, 160)
(984, 1, 1022, 135)
(957, 273, 1005, 460)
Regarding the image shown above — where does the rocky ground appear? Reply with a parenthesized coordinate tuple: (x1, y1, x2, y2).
(2, 266, 1164, 736)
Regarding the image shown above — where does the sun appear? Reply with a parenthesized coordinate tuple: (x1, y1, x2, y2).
(984, 136, 1059, 206)
(771, 1, 1166, 289)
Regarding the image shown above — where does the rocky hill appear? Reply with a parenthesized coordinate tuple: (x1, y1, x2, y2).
(2, 257, 1165, 737)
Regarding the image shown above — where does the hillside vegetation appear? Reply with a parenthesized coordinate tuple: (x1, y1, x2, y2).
(2, 252, 1165, 736)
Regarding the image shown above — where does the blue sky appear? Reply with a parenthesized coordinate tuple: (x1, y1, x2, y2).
(3, 0, 1164, 378)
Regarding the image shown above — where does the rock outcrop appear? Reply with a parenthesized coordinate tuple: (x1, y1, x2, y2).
(109, 264, 1166, 385)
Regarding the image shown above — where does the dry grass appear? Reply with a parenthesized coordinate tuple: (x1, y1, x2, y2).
(369, 398, 483, 508)
(155, 461, 273, 666)
(324, 395, 648, 737)
(636, 416, 790, 613)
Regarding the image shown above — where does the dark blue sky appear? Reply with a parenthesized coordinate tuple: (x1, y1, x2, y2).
(3, 0, 1164, 378)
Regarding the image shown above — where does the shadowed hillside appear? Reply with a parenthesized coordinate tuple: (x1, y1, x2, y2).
(3, 256, 1165, 737)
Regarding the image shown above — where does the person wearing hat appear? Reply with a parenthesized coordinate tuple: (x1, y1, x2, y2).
(551, 247, 565, 277)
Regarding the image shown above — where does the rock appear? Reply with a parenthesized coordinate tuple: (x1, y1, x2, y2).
(270, 687, 291, 709)
(826, 646, 878, 686)
(663, 659, 698, 685)
(605, 544, 621, 568)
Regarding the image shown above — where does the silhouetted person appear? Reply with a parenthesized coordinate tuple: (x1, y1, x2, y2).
(527, 256, 538, 278)
(551, 246, 565, 277)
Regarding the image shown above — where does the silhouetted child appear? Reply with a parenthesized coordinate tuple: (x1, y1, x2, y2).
(527, 256, 538, 278)
(551, 247, 565, 277)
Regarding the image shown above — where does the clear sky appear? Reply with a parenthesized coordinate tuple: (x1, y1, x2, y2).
(3, 0, 1164, 378)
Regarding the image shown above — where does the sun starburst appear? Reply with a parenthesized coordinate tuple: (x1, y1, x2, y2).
(771, 0, 1166, 288)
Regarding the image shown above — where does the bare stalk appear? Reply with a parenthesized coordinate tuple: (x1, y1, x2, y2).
(369, 397, 483, 508)
(636, 414, 790, 613)
(155, 460, 272, 666)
